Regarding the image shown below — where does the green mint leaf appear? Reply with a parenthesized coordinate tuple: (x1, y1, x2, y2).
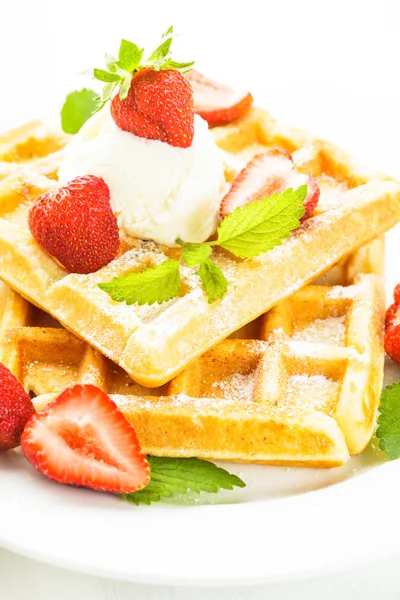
(376, 383, 400, 459)
(117, 39, 143, 73)
(93, 68, 121, 83)
(197, 259, 228, 304)
(98, 259, 181, 306)
(177, 239, 211, 267)
(148, 25, 174, 61)
(119, 74, 132, 100)
(104, 53, 117, 72)
(60, 89, 98, 134)
(122, 456, 245, 505)
(215, 186, 307, 259)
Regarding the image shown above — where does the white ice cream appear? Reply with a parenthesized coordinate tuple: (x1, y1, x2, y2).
(58, 108, 226, 246)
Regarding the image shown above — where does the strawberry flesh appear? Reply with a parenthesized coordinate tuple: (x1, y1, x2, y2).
(21, 385, 150, 494)
(0, 363, 35, 451)
(111, 68, 194, 148)
(28, 175, 120, 274)
(185, 70, 253, 126)
(385, 284, 400, 365)
(220, 149, 320, 221)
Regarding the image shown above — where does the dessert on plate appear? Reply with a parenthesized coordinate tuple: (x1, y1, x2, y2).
(0, 28, 399, 503)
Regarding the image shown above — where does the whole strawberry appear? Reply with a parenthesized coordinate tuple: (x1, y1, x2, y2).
(385, 284, 400, 364)
(91, 28, 195, 148)
(111, 68, 194, 148)
(28, 175, 120, 274)
(0, 363, 35, 451)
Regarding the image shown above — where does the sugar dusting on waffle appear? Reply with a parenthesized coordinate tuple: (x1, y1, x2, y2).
(292, 316, 346, 345)
(286, 375, 340, 414)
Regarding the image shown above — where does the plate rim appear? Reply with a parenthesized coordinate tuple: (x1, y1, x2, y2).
(1, 456, 400, 586)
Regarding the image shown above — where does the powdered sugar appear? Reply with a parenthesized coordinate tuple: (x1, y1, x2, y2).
(292, 316, 346, 345)
(210, 372, 256, 402)
(286, 374, 340, 413)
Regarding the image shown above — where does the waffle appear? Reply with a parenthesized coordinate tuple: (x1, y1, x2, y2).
(0, 232, 385, 467)
(0, 120, 69, 181)
(0, 109, 397, 388)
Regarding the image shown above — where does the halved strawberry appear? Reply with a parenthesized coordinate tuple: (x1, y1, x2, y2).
(21, 385, 150, 494)
(220, 149, 320, 220)
(185, 70, 253, 126)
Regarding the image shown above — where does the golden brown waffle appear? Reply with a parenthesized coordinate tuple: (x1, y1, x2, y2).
(0, 120, 69, 181)
(0, 232, 385, 467)
(0, 109, 397, 387)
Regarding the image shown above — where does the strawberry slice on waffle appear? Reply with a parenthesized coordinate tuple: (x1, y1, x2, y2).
(220, 148, 320, 220)
(186, 70, 253, 126)
(21, 385, 150, 494)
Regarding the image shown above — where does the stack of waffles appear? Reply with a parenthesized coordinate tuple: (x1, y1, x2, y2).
(0, 108, 399, 468)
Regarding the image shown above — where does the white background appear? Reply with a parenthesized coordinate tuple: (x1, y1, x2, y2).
(1, 0, 400, 597)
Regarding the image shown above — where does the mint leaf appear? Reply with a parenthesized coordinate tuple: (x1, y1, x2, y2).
(148, 25, 174, 61)
(117, 39, 143, 72)
(60, 89, 98, 134)
(215, 186, 306, 259)
(98, 259, 181, 306)
(123, 456, 245, 505)
(177, 239, 211, 267)
(376, 383, 400, 459)
(197, 259, 228, 304)
(93, 68, 121, 83)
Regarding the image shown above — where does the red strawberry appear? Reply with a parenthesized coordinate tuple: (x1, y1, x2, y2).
(0, 363, 35, 451)
(385, 284, 400, 365)
(185, 70, 253, 126)
(220, 149, 320, 220)
(28, 175, 120, 274)
(21, 385, 150, 494)
(111, 68, 194, 148)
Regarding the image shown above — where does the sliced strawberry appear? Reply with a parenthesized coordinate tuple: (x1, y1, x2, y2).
(185, 70, 253, 126)
(21, 385, 150, 494)
(220, 149, 320, 221)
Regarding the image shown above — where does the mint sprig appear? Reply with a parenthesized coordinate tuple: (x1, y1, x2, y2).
(89, 26, 194, 106)
(123, 456, 245, 505)
(99, 186, 306, 305)
(177, 239, 212, 267)
(60, 89, 98, 134)
(376, 383, 400, 459)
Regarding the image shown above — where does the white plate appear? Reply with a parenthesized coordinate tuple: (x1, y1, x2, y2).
(0, 228, 399, 586)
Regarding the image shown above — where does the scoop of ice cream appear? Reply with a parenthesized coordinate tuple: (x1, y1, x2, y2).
(58, 107, 226, 246)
